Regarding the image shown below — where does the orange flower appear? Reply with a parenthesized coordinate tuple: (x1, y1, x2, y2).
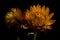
(5, 8, 28, 29)
(25, 4, 56, 32)
(5, 8, 23, 29)
(5, 8, 23, 23)
(5, 4, 56, 32)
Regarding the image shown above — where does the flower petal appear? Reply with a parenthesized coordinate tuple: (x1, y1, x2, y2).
(45, 20, 56, 25)
(43, 25, 52, 30)
(47, 13, 54, 20)
(45, 7, 50, 16)
(31, 5, 37, 13)
(37, 4, 41, 12)
(41, 6, 46, 15)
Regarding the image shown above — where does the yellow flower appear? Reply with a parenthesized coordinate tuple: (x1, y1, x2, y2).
(5, 11, 15, 23)
(5, 4, 56, 32)
(25, 4, 56, 31)
(5, 8, 23, 29)
(5, 8, 23, 23)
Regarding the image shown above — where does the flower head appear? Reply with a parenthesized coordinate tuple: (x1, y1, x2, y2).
(25, 4, 56, 32)
(5, 8, 23, 29)
(5, 4, 56, 32)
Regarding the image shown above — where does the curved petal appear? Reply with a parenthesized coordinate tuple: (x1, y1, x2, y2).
(37, 4, 41, 12)
(47, 13, 54, 20)
(45, 7, 50, 16)
(45, 20, 56, 25)
(43, 25, 52, 30)
(41, 6, 46, 15)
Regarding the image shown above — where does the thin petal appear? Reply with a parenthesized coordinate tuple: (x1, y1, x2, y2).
(37, 4, 41, 8)
(33, 5, 36, 8)
(11, 8, 16, 12)
(33, 5, 36, 10)
(41, 6, 46, 15)
(45, 7, 50, 16)
(30, 6, 33, 10)
(31, 5, 36, 13)
(37, 4, 41, 12)
(47, 13, 54, 20)
(45, 20, 56, 25)
(21, 25, 28, 29)
(43, 25, 52, 30)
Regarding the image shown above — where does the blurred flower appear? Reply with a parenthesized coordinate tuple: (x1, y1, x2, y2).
(5, 8, 28, 30)
(25, 4, 56, 32)
(5, 8, 24, 23)
(5, 4, 56, 32)
(5, 8, 23, 29)
(5, 11, 15, 23)
(11, 8, 23, 20)
(4, 4, 56, 40)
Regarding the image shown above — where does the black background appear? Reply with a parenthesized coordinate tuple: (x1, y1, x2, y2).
(0, 0, 60, 40)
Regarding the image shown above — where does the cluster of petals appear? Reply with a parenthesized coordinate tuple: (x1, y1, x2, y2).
(5, 4, 56, 32)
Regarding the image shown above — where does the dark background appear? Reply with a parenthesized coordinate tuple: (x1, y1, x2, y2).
(0, 0, 60, 40)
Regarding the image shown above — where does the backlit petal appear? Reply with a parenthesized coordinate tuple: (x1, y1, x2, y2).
(45, 20, 56, 25)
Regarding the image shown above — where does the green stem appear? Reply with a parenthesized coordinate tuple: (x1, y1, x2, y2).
(34, 32, 37, 40)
